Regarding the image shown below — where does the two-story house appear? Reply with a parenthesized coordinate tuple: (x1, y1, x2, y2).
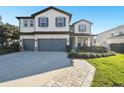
(96, 25, 124, 49)
(16, 6, 95, 51)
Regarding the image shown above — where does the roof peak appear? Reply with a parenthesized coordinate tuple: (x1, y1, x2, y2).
(16, 6, 72, 20)
(98, 24, 124, 35)
(31, 6, 72, 18)
(72, 19, 93, 25)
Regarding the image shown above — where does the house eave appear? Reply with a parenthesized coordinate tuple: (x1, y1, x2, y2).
(31, 6, 72, 21)
(70, 33, 96, 36)
(20, 31, 70, 35)
(109, 34, 124, 38)
(16, 17, 33, 20)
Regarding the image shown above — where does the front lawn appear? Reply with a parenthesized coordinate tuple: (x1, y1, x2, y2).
(86, 54, 124, 87)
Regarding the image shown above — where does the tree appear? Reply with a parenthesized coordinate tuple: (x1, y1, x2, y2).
(4, 23, 19, 48)
(0, 15, 2, 22)
(0, 15, 3, 25)
(0, 15, 19, 50)
(0, 15, 4, 48)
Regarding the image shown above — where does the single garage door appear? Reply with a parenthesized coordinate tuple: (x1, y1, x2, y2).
(23, 39, 34, 51)
(38, 39, 66, 51)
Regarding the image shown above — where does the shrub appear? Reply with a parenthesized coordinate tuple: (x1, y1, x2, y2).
(66, 45, 72, 52)
(68, 52, 78, 58)
(68, 51, 116, 59)
(101, 53, 107, 57)
(8, 42, 19, 52)
(77, 46, 108, 53)
(96, 53, 102, 58)
(90, 53, 97, 58)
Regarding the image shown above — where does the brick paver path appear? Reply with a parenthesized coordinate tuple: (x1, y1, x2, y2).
(41, 59, 96, 87)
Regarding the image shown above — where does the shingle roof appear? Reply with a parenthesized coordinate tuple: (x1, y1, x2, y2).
(16, 6, 72, 21)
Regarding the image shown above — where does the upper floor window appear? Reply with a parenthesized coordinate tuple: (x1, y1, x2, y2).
(23, 20, 28, 27)
(79, 25, 86, 32)
(30, 19, 34, 27)
(38, 17, 48, 27)
(23, 19, 34, 27)
(56, 17, 66, 27)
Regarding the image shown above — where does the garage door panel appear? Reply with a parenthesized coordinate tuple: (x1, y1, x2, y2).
(23, 39, 34, 51)
(38, 39, 66, 51)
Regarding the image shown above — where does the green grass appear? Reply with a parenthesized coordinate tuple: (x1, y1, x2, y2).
(86, 54, 124, 87)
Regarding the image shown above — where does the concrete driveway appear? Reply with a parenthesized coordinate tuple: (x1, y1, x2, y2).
(0, 52, 72, 83)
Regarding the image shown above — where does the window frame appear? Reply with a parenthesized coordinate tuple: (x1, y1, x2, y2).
(56, 17, 66, 27)
(38, 17, 48, 27)
(29, 19, 34, 27)
(23, 19, 28, 27)
(78, 24, 86, 32)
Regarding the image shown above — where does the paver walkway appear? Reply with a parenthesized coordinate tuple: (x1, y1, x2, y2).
(42, 59, 96, 87)
(0, 59, 95, 87)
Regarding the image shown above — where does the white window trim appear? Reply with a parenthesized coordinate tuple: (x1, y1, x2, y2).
(23, 19, 34, 27)
(23, 19, 28, 27)
(79, 24, 86, 32)
(56, 17, 66, 27)
(29, 19, 34, 27)
(38, 17, 48, 27)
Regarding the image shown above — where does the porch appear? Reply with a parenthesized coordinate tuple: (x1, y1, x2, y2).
(70, 36, 94, 49)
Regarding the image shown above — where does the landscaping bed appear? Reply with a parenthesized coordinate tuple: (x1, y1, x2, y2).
(77, 46, 108, 53)
(68, 52, 116, 59)
(68, 46, 116, 59)
(86, 54, 124, 87)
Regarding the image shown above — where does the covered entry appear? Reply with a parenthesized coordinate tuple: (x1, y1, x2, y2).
(38, 39, 66, 51)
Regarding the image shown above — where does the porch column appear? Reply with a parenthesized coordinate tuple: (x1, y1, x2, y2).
(91, 36, 94, 46)
(87, 38, 91, 46)
(75, 36, 78, 47)
(35, 39, 38, 51)
(67, 37, 70, 45)
(81, 39, 84, 46)
(20, 40, 23, 52)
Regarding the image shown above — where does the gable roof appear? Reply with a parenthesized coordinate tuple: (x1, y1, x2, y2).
(16, 6, 72, 21)
(72, 19, 93, 25)
(98, 25, 124, 35)
(31, 6, 72, 19)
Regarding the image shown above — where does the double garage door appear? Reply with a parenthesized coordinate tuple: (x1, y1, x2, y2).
(23, 39, 66, 51)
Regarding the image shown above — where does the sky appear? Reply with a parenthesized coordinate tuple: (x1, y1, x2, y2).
(0, 6, 124, 34)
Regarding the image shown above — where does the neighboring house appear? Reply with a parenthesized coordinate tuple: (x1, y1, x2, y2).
(96, 25, 124, 48)
(16, 6, 95, 51)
